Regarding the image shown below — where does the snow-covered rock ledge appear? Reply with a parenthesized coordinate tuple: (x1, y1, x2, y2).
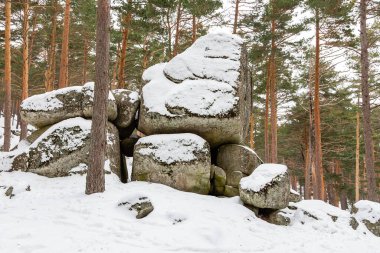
(138, 33, 252, 147)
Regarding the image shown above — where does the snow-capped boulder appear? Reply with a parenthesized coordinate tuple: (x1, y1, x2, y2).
(132, 133, 211, 194)
(216, 144, 262, 175)
(239, 164, 290, 209)
(21, 83, 119, 128)
(5, 118, 122, 180)
(138, 33, 252, 147)
(81, 82, 118, 121)
(112, 89, 140, 138)
(352, 200, 380, 237)
(210, 165, 226, 196)
(289, 189, 302, 203)
(20, 86, 83, 127)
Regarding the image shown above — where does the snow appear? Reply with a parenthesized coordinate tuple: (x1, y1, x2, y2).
(0, 171, 379, 253)
(240, 163, 288, 192)
(291, 188, 300, 195)
(163, 33, 242, 87)
(141, 33, 243, 117)
(142, 64, 176, 116)
(165, 80, 238, 116)
(354, 200, 380, 223)
(137, 134, 208, 165)
(0, 117, 91, 171)
(20, 86, 82, 112)
(28, 117, 91, 163)
(82, 82, 116, 102)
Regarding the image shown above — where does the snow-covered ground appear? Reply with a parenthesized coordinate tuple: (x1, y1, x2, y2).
(1, 171, 379, 253)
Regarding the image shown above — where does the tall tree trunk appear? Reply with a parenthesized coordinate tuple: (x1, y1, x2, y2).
(45, 0, 58, 92)
(270, 17, 277, 163)
(173, 2, 182, 57)
(20, 0, 30, 140)
(82, 36, 88, 84)
(304, 125, 311, 199)
(355, 95, 360, 202)
(314, 9, 325, 200)
(264, 61, 271, 162)
(58, 0, 71, 89)
(359, 0, 379, 202)
(85, 0, 111, 194)
(233, 0, 240, 34)
(249, 112, 254, 149)
(167, 11, 172, 58)
(3, 0, 12, 152)
(111, 42, 121, 89)
(192, 15, 197, 43)
(117, 0, 132, 89)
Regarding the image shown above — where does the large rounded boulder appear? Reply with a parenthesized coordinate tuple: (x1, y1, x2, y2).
(132, 133, 211, 194)
(3, 117, 123, 180)
(20, 86, 83, 127)
(138, 33, 252, 147)
(20, 82, 118, 128)
(239, 164, 290, 209)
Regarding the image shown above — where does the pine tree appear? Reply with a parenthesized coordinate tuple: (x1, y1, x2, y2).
(85, 0, 111, 194)
(3, 0, 12, 152)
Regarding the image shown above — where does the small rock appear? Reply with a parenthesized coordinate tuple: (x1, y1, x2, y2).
(210, 165, 226, 196)
(226, 170, 245, 187)
(5, 186, 13, 198)
(119, 197, 154, 219)
(224, 185, 239, 197)
(25, 185, 31, 191)
(289, 189, 301, 203)
(267, 210, 291, 226)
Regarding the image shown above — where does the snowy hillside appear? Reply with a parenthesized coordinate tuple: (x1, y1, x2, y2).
(1, 171, 379, 253)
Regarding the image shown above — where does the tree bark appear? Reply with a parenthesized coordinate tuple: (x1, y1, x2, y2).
(3, 0, 12, 152)
(58, 0, 71, 89)
(20, 0, 30, 140)
(45, 0, 58, 92)
(192, 15, 197, 43)
(233, 0, 240, 34)
(117, 0, 132, 89)
(304, 125, 311, 199)
(173, 1, 182, 57)
(355, 96, 360, 202)
(249, 112, 254, 149)
(359, 0, 379, 202)
(85, 0, 110, 194)
(270, 17, 277, 163)
(264, 61, 271, 163)
(314, 9, 325, 200)
(82, 36, 88, 84)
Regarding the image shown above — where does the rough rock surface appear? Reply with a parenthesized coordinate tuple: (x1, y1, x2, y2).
(239, 164, 290, 209)
(3, 118, 122, 180)
(224, 185, 239, 197)
(20, 83, 118, 128)
(132, 133, 211, 194)
(138, 33, 252, 147)
(267, 210, 291, 226)
(82, 82, 118, 121)
(352, 200, 380, 237)
(112, 89, 139, 132)
(118, 196, 154, 219)
(216, 144, 262, 175)
(210, 165, 226, 196)
(20, 86, 83, 127)
(289, 189, 302, 203)
(226, 170, 245, 188)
